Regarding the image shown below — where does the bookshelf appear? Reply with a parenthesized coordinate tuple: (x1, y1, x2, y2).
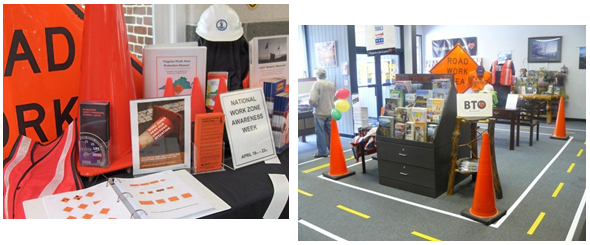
(376, 74, 471, 198)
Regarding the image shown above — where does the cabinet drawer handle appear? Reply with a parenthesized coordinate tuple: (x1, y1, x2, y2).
(399, 153, 407, 157)
(400, 172, 409, 176)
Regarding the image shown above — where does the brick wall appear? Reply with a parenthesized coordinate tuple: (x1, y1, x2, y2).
(124, 4, 154, 61)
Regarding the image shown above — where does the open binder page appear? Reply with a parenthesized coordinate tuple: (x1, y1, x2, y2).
(113, 170, 214, 219)
(41, 182, 131, 219)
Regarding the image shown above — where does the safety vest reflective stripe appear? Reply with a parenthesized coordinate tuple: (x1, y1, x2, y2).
(3, 137, 32, 219)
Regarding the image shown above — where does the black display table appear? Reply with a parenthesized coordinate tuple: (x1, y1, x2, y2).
(81, 149, 289, 219)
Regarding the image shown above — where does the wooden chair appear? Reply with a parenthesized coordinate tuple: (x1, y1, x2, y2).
(519, 100, 540, 146)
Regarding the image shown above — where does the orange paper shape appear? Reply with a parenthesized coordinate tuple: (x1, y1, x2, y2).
(78, 204, 88, 209)
(168, 196, 180, 202)
(61, 198, 70, 203)
(181, 193, 193, 199)
(139, 200, 155, 205)
(73, 195, 82, 200)
(86, 192, 95, 197)
(156, 199, 166, 204)
(82, 214, 93, 219)
(63, 207, 74, 212)
(166, 186, 174, 190)
(99, 208, 110, 215)
(149, 180, 159, 184)
(430, 44, 478, 93)
(67, 216, 77, 219)
(93, 201, 101, 205)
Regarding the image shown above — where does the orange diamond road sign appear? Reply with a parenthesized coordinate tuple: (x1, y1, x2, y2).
(430, 44, 478, 93)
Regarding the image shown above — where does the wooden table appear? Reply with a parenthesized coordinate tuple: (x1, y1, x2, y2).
(492, 108, 520, 150)
(519, 94, 569, 124)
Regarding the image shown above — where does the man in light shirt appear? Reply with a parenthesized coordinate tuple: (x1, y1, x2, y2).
(309, 68, 335, 158)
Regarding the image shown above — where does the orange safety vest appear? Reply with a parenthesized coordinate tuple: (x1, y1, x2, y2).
(3, 120, 81, 219)
(491, 59, 514, 86)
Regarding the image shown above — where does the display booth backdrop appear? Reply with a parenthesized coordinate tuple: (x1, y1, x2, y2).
(420, 25, 586, 119)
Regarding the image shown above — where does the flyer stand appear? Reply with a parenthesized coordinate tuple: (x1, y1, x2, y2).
(192, 142, 226, 175)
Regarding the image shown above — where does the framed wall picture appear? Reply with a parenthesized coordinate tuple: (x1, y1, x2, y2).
(315, 41, 337, 67)
(528, 36, 562, 63)
(130, 96, 191, 176)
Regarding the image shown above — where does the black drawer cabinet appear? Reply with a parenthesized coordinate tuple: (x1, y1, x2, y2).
(375, 74, 471, 198)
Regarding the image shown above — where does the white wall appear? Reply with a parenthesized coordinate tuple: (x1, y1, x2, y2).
(422, 25, 586, 119)
(186, 4, 289, 25)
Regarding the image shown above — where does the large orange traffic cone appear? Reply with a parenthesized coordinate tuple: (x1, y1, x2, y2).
(322, 118, 355, 180)
(551, 97, 569, 140)
(191, 77, 206, 120)
(212, 77, 229, 113)
(78, 4, 136, 176)
(163, 77, 175, 97)
(461, 132, 506, 225)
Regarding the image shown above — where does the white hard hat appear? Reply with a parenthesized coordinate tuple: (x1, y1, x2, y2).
(196, 4, 244, 42)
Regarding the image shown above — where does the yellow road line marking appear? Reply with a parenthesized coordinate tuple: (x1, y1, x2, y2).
(552, 183, 564, 197)
(577, 149, 583, 157)
(298, 189, 313, 197)
(302, 156, 355, 174)
(303, 163, 330, 173)
(411, 231, 441, 241)
(567, 163, 575, 173)
(527, 212, 546, 235)
(336, 205, 370, 219)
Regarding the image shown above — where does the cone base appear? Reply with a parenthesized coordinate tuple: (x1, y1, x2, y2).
(322, 171, 355, 180)
(461, 208, 506, 226)
(550, 135, 570, 140)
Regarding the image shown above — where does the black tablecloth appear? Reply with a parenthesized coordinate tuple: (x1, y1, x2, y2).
(81, 149, 289, 219)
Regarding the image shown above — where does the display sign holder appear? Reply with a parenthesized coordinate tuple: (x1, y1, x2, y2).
(130, 96, 192, 176)
(219, 88, 277, 170)
(191, 142, 226, 175)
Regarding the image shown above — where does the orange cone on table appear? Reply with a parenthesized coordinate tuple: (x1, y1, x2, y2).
(212, 77, 229, 113)
(550, 97, 569, 140)
(322, 118, 355, 180)
(163, 77, 175, 97)
(78, 4, 136, 175)
(461, 132, 506, 225)
(191, 77, 206, 120)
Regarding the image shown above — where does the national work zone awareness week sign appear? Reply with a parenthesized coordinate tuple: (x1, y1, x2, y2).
(219, 88, 276, 169)
(430, 44, 478, 94)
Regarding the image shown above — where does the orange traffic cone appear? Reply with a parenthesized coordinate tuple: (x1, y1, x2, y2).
(78, 4, 136, 176)
(551, 97, 569, 140)
(322, 118, 355, 180)
(461, 132, 506, 225)
(242, 71, 250, 89)
(191, 77, 206, 121)
(163, 77, 175, 97)
(212, 77, 228, 113)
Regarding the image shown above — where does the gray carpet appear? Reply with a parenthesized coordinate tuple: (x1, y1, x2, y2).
(298, 120, 586, 241)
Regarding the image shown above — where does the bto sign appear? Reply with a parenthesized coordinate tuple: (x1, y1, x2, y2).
(456, 94, 492, 120)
